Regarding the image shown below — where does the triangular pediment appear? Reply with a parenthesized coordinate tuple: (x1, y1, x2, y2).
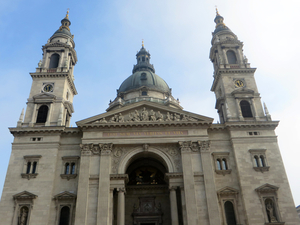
(255, 183, 279, 193)
(13, 191, 37, 199)
(76, 101, 213, 126)
(53, 191, 76, 200)
(217, 186, 239, 196)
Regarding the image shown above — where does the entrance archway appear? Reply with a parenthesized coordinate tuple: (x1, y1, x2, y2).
(121, 155, 171, 225)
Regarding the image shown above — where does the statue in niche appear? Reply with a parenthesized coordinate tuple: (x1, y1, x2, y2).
(118, 113, 124, 122)
(141, 107, 149, 121)
(156, 111, 163, 121)
(38, 60, 42, 68)
(165, 112, 171, 121)
(19, 207, 28, 225)
(174, 113, 181, 121)
(149, 110, 156, 121)
(266, 200, 278, 222)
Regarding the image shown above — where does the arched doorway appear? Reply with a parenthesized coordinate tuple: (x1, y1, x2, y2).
(120, 155, 171, 225)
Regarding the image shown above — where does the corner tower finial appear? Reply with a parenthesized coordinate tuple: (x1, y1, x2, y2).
(142, 39, 144, 48)
(215, 6, 220, 16)
(65, 8, 70, 19)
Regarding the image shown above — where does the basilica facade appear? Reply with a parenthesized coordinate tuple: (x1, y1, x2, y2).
(0, 10, 299, 225)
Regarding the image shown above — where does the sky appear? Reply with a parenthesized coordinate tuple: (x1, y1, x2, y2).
(0, 0, 299, 207)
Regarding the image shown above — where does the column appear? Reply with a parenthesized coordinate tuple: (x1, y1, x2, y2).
(198, 141, 222, 225)
(250, 98, 259, 120)
(235, 98, 244, 121)
(117, 188, 125, 225)
(45, 103, 52, 126)
(97, 143, 113, 225)
(74, 144, 92, 225)
(29, 104, 37, 127)
(169, 187, 179, 225)
(180, 186, 187, 225)
(178, 141, 198, 225)
(109, 188, 114, 225)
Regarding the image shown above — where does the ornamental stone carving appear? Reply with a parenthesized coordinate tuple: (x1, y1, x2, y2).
(93, 107, 199, 124)
(178, 141, 192, 152)
(99, 143, 113, 155)
(80, 144, 92, 156)
(198, 140, 211, 151)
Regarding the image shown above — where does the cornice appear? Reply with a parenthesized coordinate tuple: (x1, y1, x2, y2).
(9, 126, 66, 135)
(225, 121, 279, 130)
(79, 121, 212, 130)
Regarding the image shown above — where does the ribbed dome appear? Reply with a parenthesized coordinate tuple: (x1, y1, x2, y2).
(118, 71, 170, 93)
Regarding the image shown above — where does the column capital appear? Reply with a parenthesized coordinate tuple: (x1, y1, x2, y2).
(169, 186, 177, 191)
(198, 140, 211, 152)
(79, 144, 92, 156)
(117, 187, 126, 193)
(99, 143, 113, 156)
(178, 141, 192, 153)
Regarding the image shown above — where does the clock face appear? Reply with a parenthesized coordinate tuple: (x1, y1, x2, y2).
(234, 80, 244, 88)
(43, 84, 53, 92)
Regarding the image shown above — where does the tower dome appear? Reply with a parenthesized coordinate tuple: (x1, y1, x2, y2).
(107, 43, 181, 111)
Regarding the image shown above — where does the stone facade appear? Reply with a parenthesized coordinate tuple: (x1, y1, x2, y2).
(0, 10, 299, 225)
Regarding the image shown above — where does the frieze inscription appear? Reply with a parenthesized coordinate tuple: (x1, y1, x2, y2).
(103, 130, 188, 137)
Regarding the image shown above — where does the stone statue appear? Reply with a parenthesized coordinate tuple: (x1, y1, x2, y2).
(19, 207, 28, 225)
(215, 34, 220, 42)
(181, 114, 188, 121)
(110, 115, 118, 123)
(118, 113, 124, 122)
(218, 54, 223, 64)
(165, 112, 171, 121)
(243, 55, 248, 64)
(99, 118, 107, 123)
(149, 110, 156, 121)
(141, 107, 149, 121)
(133, 110, 140, 121)
(266, 202, 278, 222)
(156, 111, 163, 121)
(174, 113, 181, 121)
(38, 60, 42, 68)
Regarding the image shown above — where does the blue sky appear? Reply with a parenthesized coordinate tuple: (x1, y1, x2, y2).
(1, 0, 300, 207)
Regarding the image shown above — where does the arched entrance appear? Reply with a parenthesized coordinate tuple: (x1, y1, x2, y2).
(119, 153, 171, 225)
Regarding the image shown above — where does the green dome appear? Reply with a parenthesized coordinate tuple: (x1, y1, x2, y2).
(118, 71, 170, 94)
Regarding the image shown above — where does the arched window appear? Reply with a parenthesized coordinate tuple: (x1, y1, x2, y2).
(49, 54, 60, 68)
(26, 162, 31, 174)
(254, 156, 260, 167)
(19, 206, 29, 225)
(71, 163, 76, 175)
(32, 162, 37, 174)
(224, 201, 237, 225)
(217, 159, 222, 170)
(240, 100, 253, 118)
(265, 198, 278, 223)
(226, 51, 237, 64)
(260, 155, 265, 167)
(59, 206, 70, 225)
(65, 163, 70, 174)
(36, 105, 48, 123)
(222, 159, 228, 170)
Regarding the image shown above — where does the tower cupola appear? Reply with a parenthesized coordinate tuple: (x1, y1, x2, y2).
(132, 41, 155, 73)
(213, 9, 232, 36)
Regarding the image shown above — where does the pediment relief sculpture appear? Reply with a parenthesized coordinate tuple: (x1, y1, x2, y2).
(93, 107, 199, 124)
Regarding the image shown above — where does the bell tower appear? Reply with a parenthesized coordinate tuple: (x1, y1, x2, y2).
(20, 11, 78, 127)
(210, 9, 271, 123)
